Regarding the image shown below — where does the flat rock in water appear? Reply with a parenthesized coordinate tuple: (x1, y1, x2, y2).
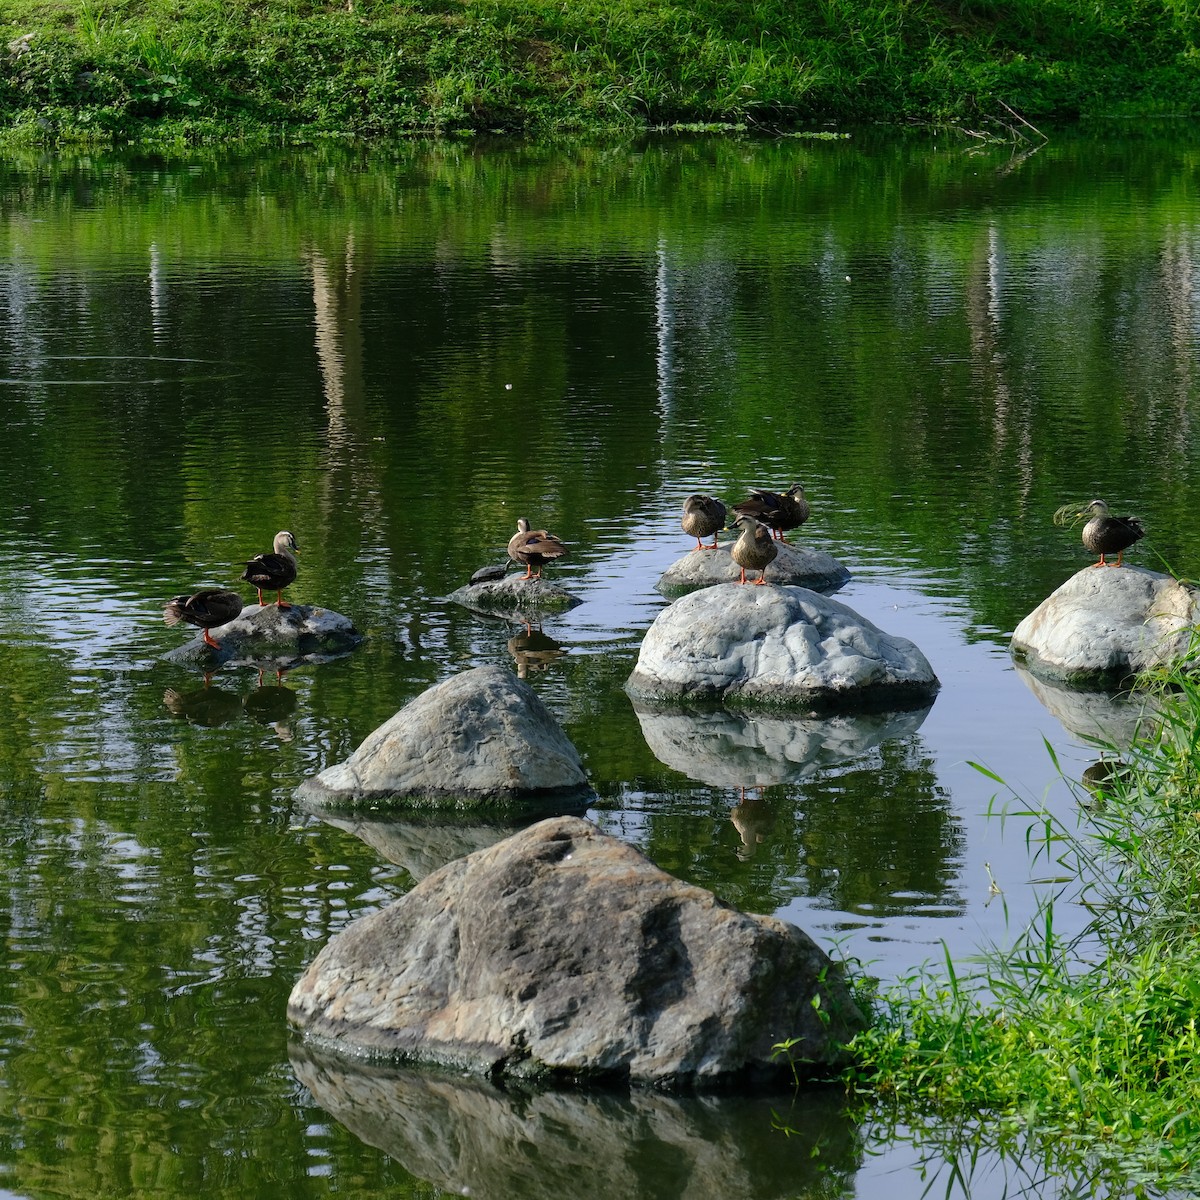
(626, 584, 939, 712)
(1010, 566, 1200, 687)
(287, 816, 865, 1088)
(164, 602, 363, 669)
(447, 574, 583, 616)
(657, 542, 850, 595)
(295, 665, 591, 810)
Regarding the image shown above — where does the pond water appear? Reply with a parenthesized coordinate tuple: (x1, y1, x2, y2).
(0, 129, 1197, 1198)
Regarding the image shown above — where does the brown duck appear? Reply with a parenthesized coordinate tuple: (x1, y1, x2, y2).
(728, 513, 778, 585)
(732, 483, 809, 542)
(681, 494, 727, 551)
(163, 588, 244, 649)
(242, 530, 299, 606)
(507, 518, 568, 580)
(1078, 500, 1144, 567)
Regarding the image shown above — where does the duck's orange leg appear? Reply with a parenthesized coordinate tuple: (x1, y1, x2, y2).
(203, 629, 221, 649)
(256, 588, 267, 605)
(275, 591, 291, 608)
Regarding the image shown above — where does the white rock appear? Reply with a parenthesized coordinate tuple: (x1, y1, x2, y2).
(626, 584, 939, 711)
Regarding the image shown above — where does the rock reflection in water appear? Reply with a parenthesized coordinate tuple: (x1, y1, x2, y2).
(633, 703, 933, 788)
(312, 810, 586, 881)
(1014, 666, 1161, 751)
(291, 1047, 861, 1200)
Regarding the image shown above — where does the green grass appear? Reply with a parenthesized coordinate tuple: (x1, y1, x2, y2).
(1, 0, 1199, 142)
(827, 660, 1200, 1196)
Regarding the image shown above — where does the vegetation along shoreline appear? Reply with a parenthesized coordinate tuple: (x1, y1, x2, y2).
(2, 0, 1200, 144)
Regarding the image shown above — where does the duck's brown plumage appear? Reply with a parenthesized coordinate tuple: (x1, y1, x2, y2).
(163, 588, 244, 649)
(681, 494, 726, 551)
(507, 518, 568, 580)
(728, 513, 778, 585)
(732, 483, 808, 542)
(242, 530, 298, 606)
(1078, 500, 1144, 567)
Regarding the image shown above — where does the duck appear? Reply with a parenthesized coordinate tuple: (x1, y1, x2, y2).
(728, 513, 778, 585)
(681, 494, 726, 551)
(1077, 500, 1144, 567)
(163, 588, 244, 649)
(242, 530, 299, 606)
(507, 518, 568, 581)
(732, 483, 809, 542)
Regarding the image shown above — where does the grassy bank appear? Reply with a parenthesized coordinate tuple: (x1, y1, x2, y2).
(838, 661, 1200, 1196)
(1, 0, 1199, 143)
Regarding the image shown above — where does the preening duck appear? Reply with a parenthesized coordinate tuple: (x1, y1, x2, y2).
(163, 588, 244, 649)
(732, 483, 808, 543)
(507, 518, 568, 581)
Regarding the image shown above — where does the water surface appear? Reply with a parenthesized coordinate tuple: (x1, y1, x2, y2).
(0, 130, 1197, 1197)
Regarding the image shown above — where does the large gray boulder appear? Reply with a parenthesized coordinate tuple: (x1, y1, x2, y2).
(164, 602, 363, 669)
(658, 542, 849, 596)
(626, 584, 939, 712)
(289, 1048, 858, 1199)
(288, 816, 865, 1088)
(633, 703, 932, 787)
(296, 665, 591, 810)
(1010, 566, 1200, 687)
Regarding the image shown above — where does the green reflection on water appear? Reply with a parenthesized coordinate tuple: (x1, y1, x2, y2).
(0, 130, 1196, 1196)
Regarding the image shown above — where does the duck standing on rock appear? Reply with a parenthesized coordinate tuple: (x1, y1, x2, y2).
(507, 518, 568, 581)
(733, 483, 809, 543)
(1076, 500, 1145, 568)
(163, 588, 244, 649)
(681, 494, 726, 551)
(729, 513, 778, 585)
(242, 530, 299, 606)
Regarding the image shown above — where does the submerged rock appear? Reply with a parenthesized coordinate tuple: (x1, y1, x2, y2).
(626, 584, 939, 713)
(164, 602, 363, 669)
(296, 665, 591, 810)
(288, 816, 865, 1088)
(657, 541, 849, 596)
(1010, 566, 1200, 687)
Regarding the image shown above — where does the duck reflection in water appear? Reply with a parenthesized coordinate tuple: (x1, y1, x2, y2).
(507, 625, 565, 679)
(162, 684, 242, 727)
(730, 790, 772, 861)
(244, 669, 298, 742)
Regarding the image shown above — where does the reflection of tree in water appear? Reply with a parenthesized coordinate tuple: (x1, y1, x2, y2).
(632, 736, 963, 920)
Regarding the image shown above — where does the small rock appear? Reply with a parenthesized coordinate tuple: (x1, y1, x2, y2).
(288, 816, 865, 1087)
(657, 541, 850, 596)
(296, 665, 591, 809)
(447, 573, 583, 616)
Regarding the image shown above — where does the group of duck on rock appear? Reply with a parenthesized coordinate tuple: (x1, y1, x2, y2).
(164, 531, 300, 650)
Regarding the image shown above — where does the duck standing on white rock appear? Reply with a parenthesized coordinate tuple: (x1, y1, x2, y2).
(1073, 500, 1145, 568)
(507, 518, 568, 581)
(242, 530, 299, 606)
(681, 494, 726, 551)
(733, 483, 809, 543)
(728, 513, 778, 585)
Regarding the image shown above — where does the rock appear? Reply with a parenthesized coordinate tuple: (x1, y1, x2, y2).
(288, 816, 865, 1088)
(164, 602, 363, 670)
(633, 703, 932, 787)
(447, 574, 583, 618)
(1010, 566, 1200, 687)
(289, 1047, 859, 1198)
(657, 541, 850, 596)
(626, 584, 939, 713)
(295, 665, 591, 810)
